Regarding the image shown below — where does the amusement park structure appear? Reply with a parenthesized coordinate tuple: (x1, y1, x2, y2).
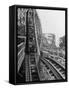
(17, 8, 65, 82)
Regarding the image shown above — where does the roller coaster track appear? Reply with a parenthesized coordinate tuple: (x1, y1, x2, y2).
(18, 42, 65, 81)
(25, 54, 40, 82)
(17, 8, 66, 82)
(45, 57, 65, 69)
(40, 57, 65, 80)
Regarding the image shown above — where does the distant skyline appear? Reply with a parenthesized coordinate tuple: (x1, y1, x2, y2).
(36, 9, 65, 47)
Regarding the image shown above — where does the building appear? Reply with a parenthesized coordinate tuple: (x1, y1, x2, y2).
(41, 33, 56, 50)
(59, 36, 65, 50)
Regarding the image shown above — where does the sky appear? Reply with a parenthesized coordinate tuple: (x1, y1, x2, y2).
(36, 9, 65, 47)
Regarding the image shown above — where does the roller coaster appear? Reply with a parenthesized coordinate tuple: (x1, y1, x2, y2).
(17, 8, 65, 82)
